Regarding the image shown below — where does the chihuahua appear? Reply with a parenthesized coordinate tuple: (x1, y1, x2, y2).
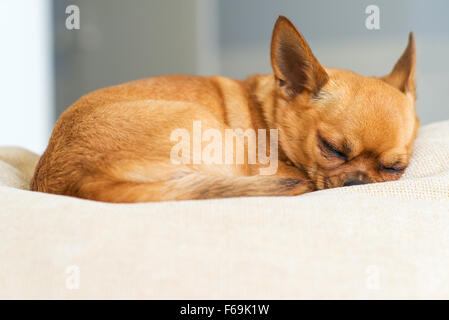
(31, 16, 418, 202)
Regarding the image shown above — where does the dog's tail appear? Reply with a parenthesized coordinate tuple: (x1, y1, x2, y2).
(32, 156, 312, 203)
(74, 170, 311, 203)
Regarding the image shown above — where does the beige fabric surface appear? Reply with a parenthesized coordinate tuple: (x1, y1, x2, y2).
(0, 121, 448, 299)
(0, 146, 39, 190)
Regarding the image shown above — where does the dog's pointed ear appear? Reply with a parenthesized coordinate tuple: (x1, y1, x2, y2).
(381, 32, 416, 99)
(270, 16, 329, 98)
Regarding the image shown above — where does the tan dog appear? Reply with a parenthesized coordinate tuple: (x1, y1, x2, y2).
(31, 16, 418, 202)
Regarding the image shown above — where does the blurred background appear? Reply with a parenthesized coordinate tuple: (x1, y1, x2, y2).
(1, 0, 449, 153)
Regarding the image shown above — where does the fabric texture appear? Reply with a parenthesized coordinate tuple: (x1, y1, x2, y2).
(0, 146, 39, 190)
(0, 121, 448, 299)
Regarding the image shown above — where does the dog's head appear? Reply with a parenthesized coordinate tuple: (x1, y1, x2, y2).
(270, 16, 419, 189)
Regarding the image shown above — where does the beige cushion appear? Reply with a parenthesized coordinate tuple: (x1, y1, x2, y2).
(0, 121, 448, 299)
(0, 146, 39, 190)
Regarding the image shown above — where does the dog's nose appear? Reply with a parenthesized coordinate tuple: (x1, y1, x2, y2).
(343, 179, 367, 187)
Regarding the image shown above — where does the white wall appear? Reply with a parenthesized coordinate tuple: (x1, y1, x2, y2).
(0, 0, 53, 154)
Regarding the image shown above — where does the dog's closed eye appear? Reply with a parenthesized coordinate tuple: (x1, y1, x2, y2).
(380, 164, 406, 173)
(318, 134, 347, 161)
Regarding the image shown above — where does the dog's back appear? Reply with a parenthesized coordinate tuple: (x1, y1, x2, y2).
(31, 75, 243, 199)
(30, 74, 310, 202)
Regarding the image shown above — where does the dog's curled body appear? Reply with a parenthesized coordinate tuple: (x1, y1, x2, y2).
(31, 16, 418, 203)
(31, 74, 313, 202)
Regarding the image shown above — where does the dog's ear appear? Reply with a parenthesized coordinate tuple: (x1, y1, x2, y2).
(270, 16, 329, 99)
(381, 32, 416, 99)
